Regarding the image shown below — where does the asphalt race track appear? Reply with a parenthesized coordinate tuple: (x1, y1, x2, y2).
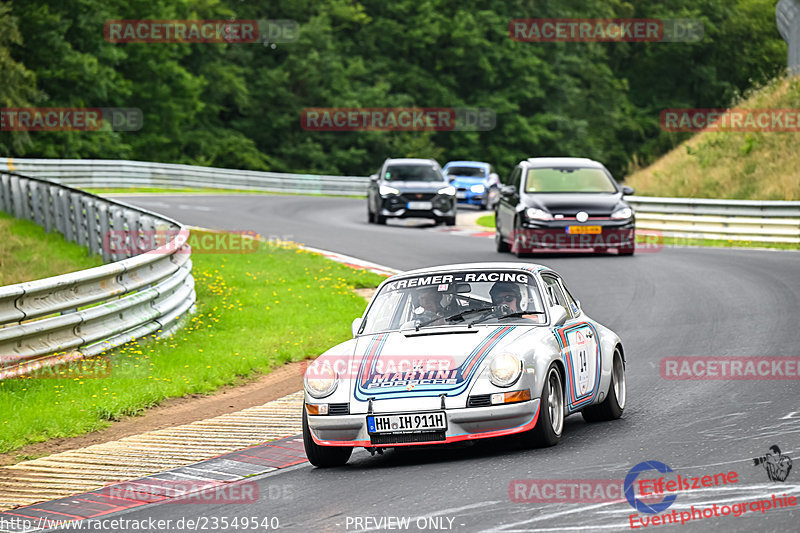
(71, 194, 800, 532)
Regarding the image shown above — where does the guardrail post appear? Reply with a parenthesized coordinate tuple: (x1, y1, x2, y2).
(10, 175, 23, 219)
(0, 173, 10, 213)
(97, 202, 112, 262)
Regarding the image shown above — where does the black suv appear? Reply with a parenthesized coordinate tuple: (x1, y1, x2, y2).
(367, 158, 457, 225)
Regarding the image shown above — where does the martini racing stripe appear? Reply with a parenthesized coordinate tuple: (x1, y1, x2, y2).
(353, 326, 516, 401)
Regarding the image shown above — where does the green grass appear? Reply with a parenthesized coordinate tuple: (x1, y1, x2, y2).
(626, 75, 800, 200)
(0, 211, 103, 286)
(475, 214, 495, 229)
(0, 241, 384, 453)
(636, 232, 797, 250)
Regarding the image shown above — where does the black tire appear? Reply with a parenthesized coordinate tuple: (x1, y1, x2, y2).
(302, 407, 353, 467)
(582, 348, 626, 422)
(521, 365, 564, 448)
(495, 227, 510, 253)
(367, 208, 375, 224)
(376, 214, 387, 225)
(445, 216, 456, 226)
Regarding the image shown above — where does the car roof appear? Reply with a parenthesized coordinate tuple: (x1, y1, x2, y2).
(443, 161, 489, 167)
(386, 262, 552, 279)
(525, 157, 605, 169)
(385, 158, 439, 166)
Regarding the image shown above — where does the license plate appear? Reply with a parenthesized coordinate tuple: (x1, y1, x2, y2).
(407, 201, 432, 210)
(456, 191, 467, 199)
(367, 412, 447, 434)
(566, 225, 601, 234)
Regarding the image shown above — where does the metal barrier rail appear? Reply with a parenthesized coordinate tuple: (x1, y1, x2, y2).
(0, 158, 369, 196)
(0, 171, 196, 379)
(627, 196, 800, 244)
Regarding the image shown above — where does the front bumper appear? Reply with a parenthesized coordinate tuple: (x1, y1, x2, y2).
(513, 220, 635, 251)
(378, 193, 456, 220)
(307, 398, 540, 448)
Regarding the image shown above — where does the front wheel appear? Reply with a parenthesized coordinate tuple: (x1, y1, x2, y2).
(521, 365, 564, 448)
(444, 216, 457, 226)
(582, 348, 626, 422)
(302, 407, 353, 467)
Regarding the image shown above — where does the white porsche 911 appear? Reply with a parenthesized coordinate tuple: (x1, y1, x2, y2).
(302, 262, 627, 467)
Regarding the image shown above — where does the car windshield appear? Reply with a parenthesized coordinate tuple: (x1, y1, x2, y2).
(445, 166, 486, 178)
(360, 270, 546, 335)
(384, 164, 443, 182)
(524, 167, 617, 193)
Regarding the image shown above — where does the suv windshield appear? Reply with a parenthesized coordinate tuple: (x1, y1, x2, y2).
(360, 270, 546, 335)
(384, 164, 443, 182)
(524, 167, 617, 193)
(445, 166, 486, 178)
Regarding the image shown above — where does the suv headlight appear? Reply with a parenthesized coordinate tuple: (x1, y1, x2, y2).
(304, 365, 338, 398)
(379, 185, 400, 196)
(611, 207, 633, 220)
(437, 186, 456, 196)
(489, 353, 522, 387)
(524, 208, 554, 221)
(470, 184, 485, 193)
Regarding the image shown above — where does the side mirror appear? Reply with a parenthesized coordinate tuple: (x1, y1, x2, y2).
(621, 186, 635, 196)
(351, 317, 363, 337)
(370, 174, 379, 182)
(500, 185, 516, 197)
(550, 305, 568, 326)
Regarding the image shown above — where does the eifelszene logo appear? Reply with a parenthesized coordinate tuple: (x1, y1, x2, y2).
(624, 461, 677, 514)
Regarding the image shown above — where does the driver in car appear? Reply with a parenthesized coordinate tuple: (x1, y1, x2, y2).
(489, 281, 543, 322)
(413, 286, 447, 326)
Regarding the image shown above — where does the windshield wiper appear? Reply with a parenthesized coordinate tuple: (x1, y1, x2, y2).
(469, 309, 545, 326)
(418, 306, 494, 328)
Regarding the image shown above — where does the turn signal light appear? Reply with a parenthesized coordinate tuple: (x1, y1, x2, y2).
(490, 389, 532, 405)
(306, 403, 329, 415)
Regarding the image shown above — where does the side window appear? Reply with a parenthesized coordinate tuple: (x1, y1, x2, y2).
(542, 275, 572, 317)
(510, 167, 522, 190)
(559, 281, 581, 317)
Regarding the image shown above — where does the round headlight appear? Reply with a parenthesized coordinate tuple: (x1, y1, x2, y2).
(304, 364, 338, 398)
(489, 353, 522, 387)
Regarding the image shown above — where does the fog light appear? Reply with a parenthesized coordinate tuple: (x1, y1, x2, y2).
(306, 403, 328, 415)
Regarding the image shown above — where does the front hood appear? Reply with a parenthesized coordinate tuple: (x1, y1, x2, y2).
(349, 326, 526, 401)
(450, 176, 485, 187)
(390, 181, 448, 193)
(523, 192, 624, 216)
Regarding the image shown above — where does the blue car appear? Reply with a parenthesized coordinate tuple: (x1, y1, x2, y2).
(443, 161, 500, 210)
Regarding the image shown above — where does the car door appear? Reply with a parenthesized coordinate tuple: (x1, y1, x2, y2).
(542, 274, 600, 412)
(497, 166, 521, 240)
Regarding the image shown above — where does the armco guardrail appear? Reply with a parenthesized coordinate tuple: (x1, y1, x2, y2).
(1, 158, 798, 245)
(627, 196, 800, 244)
(0, 171, 196, 379)
(0, 158, 369, 196)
